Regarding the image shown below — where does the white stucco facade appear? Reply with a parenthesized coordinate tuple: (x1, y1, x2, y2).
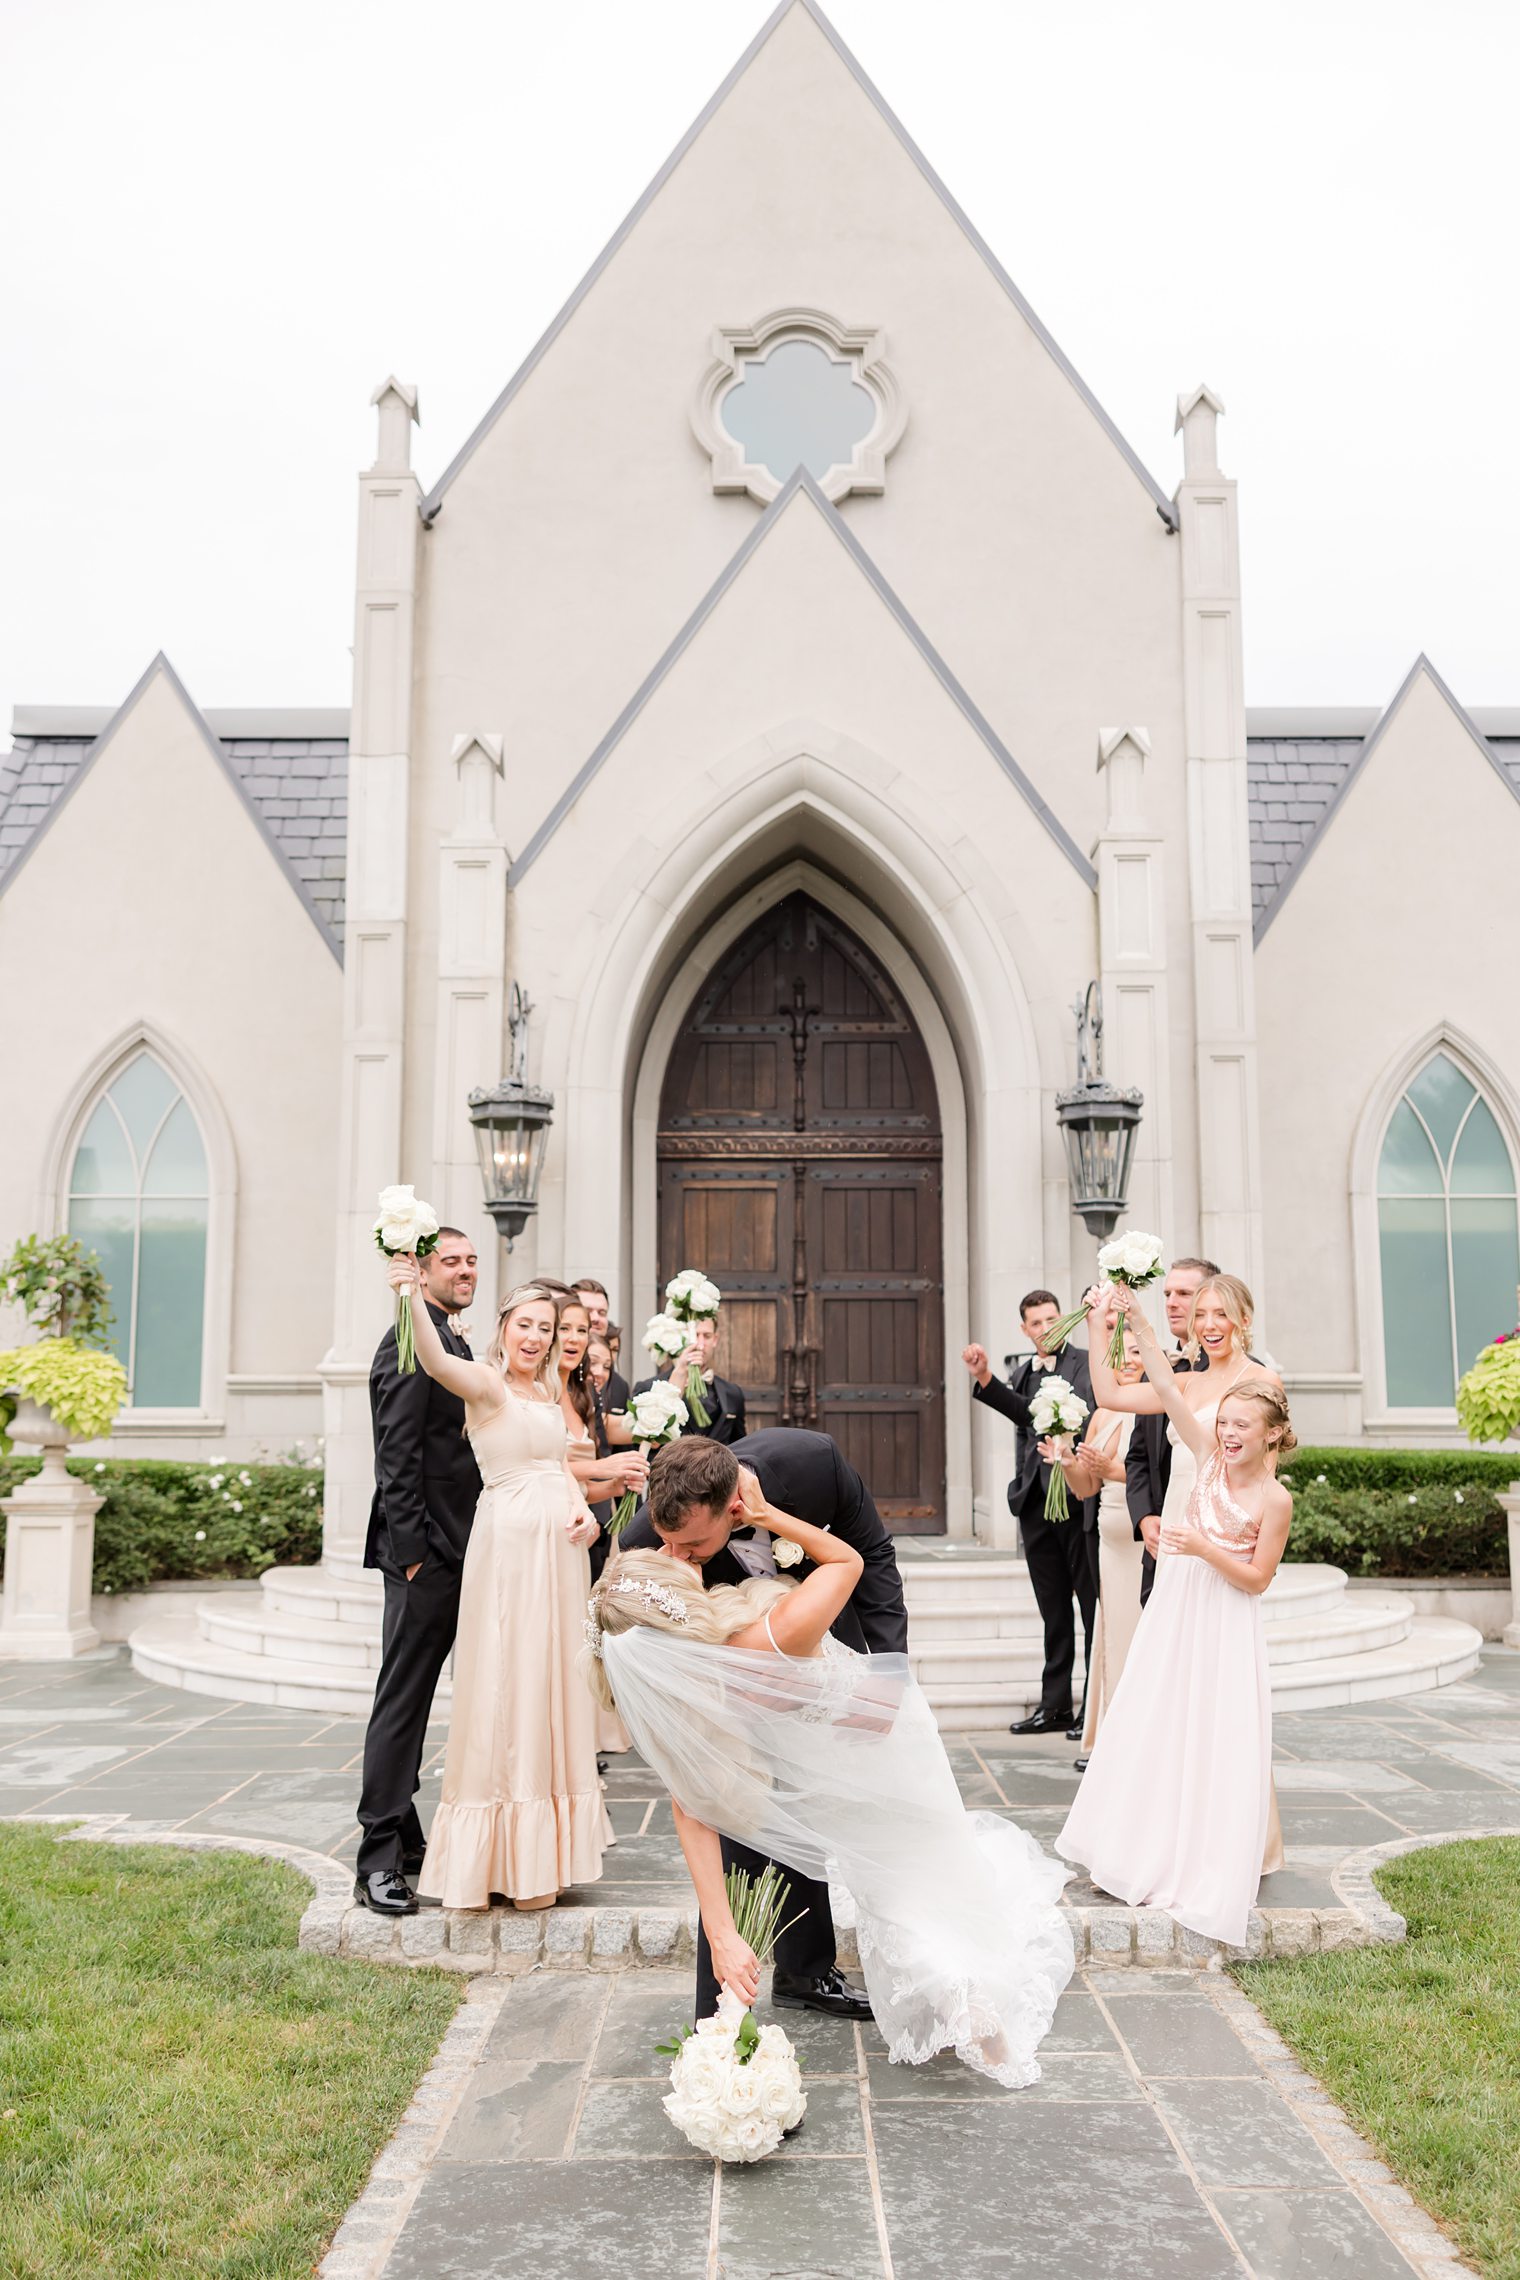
(3, 0, 1518, 1547)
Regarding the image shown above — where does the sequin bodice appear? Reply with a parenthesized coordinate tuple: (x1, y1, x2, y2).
(1187, 1448, 1263, 1555)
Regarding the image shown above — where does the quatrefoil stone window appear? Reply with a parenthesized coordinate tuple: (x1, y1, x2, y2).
(691, 308, 907, 505)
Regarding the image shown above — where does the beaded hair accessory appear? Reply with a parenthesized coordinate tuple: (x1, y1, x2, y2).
(583, 1577, 690, 1658)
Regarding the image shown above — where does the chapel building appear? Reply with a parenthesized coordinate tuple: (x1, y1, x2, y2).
(3, 0, 1518, 1601)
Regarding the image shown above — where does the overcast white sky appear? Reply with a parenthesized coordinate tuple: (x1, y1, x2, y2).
(3, 0, 1516, 738)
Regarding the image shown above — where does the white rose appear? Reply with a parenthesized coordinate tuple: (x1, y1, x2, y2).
(376, 1183, 419, 1219)
(677, 2051, 728, 2105)
(773, 1539, 804, 1569)
(643, 1311, 689, 1361)
(731, 2115, 776, 2160)
(756, 2069, 804, 2120)
(718, 2067, 762, 2119)
(755, 2023, 794, 2057)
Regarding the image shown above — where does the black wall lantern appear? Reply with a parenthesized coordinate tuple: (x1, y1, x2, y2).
(468, 984, 554, 1248)
(1054, 983, 1143, 1240)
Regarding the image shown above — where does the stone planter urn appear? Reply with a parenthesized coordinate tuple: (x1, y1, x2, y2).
(0, 1394, 103, 1659)
(1503, 1475, 1520, 1652)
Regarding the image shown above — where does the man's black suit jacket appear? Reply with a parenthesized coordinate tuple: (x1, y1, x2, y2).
(364, 1306, 481, 1579)
(604, 1369, 631, 1415)
(631, 1368, 748, 1446)
(972, 1343, 1097, 1528)
(618, 1426, 907, 1656)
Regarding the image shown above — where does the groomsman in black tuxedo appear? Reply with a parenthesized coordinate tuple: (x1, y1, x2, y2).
(1124, 1256, 1219, 1608)
(963, 1291, 1096, 1740)
(573, 1278, 630, 1412)
(620, 1430, 907, 2020)
(354, 1228, 483, 1916)
(632, 1311, 748, 1446)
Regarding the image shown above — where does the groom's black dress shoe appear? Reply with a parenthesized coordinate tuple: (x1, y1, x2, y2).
(1007, 1708, 1072, 1737)
(772, 1967, 873, 2020)
(354, 1869, 418, 1916)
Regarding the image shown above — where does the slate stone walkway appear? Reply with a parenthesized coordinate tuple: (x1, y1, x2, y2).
(4, 1648, 1518, 2276)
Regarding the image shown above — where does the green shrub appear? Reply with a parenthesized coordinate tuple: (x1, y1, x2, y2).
(0, 1458, 324, 1595)
(1281, 1446, 1517, 1577)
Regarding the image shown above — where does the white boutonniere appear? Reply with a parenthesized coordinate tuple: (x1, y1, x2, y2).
(773, 1539, 804, 1569)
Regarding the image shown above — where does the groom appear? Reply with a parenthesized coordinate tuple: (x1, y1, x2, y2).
(620, 1429, 908, 2020)
(354, 1227, 482, 1915)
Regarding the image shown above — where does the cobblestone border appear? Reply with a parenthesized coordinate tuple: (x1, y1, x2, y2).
(307, 1894, 1390, 1975)
(1207, 1977, 1475, 2276)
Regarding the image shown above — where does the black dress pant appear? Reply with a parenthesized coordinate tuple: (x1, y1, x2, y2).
(356, 1557, 464, 1876)
(1140, 1545, 1157, 1609)
(1018, 1505, 1098, 1722)
(693, 1836, 836, 2021)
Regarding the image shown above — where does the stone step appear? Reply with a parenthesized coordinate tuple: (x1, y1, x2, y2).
(1264, 1616, 1483, 1711)
(1260, 1563, 1355, 1624)
(259, 1562, 384, 1626)
(1262, 1596, 1412, 1667)
(128, 1618, 404, 1716)
(197, 1599, 386, 1671)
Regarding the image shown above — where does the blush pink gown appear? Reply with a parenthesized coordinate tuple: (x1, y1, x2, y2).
(1056, 1430, 1274, 1947)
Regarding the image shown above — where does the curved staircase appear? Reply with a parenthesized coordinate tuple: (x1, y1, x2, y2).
(129, 1544, 1484, 1725)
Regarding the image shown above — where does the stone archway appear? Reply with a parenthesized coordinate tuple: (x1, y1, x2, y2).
(658, 889, 945, 1531)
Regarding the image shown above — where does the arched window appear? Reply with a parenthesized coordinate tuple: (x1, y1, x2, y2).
(1377, 1050, 1520, 1407)
(66, 1052, 209, 1408)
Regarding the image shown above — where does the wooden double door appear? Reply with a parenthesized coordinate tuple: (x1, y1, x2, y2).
(658, 892, 945, 1531)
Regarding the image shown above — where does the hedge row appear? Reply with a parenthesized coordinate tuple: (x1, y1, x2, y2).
(0, 1446, 1513, 1594)
(1281, 1447, 1517, 1578)
(0, 1458, 324, 1597)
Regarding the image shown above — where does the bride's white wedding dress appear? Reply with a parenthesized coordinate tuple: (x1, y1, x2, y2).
(602, 1622, 1074, 2088)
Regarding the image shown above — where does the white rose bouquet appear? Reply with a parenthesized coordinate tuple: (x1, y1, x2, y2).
(663, 1266, 722, 1428)
(606, 1379, 689, 1536)
(1041, 1229, 1166, 1369)
(1028, 1374, 1089, 1521)
(657, 1865, 807, 2163)
(373, 1185, 441, 1376)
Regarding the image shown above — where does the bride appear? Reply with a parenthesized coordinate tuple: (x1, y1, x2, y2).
(581, 1468, 1073, 2088)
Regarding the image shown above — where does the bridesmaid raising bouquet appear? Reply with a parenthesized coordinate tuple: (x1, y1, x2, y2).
(1057, 1286, 1294, 1947)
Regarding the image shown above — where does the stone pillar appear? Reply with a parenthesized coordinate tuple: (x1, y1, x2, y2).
(1502, 1481, 1520, 1649)
(0, 1400, 102, 1659)
(1094, 726, 1174, 1249)
(1175, 386, 1265, 1302)
(319, 378, 422, 1577)
(433, 735, 509, 1327)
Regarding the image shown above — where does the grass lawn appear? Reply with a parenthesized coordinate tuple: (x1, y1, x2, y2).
(0, 1824, 462, 2278)
(1236, 1836, 1520, 2280)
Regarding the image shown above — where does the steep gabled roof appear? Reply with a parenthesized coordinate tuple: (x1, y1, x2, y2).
(0, 655, 345, 960)
(1252, 655, 1520, 944)
(419, 0, 1177, 530)
(509, 466, 1097, 888)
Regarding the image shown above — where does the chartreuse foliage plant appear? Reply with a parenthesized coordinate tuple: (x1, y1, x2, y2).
(0, 1340, 126, 1454)
(1456, 1323, 1520, 1448)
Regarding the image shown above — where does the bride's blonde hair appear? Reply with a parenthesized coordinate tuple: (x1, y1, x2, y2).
(580, 1548, 792, 1715)
(1184, 1274, 1255, 1364)
(488, 1282, 563, 1394)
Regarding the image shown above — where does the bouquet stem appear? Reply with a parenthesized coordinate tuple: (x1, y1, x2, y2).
(684, 1361, 711, 1429)
(1107, 1302, 1130, 1371)
(395, 1291, 417, 1376)
(1038, 1305, 1087, 1354)
(607, 1490, 636, 1536)
(1043, 1440, 1071, 1523)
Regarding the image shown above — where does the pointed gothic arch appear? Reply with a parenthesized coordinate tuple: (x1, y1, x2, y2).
(44, 1024, 237, 1422)
(1351, 1024, 1520, 1422)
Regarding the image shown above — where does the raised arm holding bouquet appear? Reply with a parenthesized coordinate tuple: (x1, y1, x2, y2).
(662, 1268, 723, 1428)
(605, 1379, 689, 1536)
(373, 1186, 440, 1373)
(1041, 1231, 1164, 1367)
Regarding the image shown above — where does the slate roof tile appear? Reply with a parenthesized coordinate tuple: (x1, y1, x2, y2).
(0, 729, 349, 951)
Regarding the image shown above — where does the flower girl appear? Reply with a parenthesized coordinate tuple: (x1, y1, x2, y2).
(1057, 1289, 1294, 1947)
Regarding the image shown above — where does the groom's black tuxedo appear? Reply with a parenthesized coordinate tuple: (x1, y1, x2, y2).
(631, 1368, 749, 1448)
(619, 1426, 908, 2016)
(618, 1426, 907, 1655)
(973, 1342, 1097, 1724)
(356, 1306, 482, 1878)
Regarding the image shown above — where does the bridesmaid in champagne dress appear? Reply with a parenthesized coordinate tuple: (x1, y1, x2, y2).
(1058, 1288, 1295, 1946)
(386, 1267, 613, 1911)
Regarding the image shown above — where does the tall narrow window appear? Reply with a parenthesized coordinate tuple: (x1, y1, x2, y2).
(1377, 1051, 1520, 1406)
(67, 1053, 209, 1407)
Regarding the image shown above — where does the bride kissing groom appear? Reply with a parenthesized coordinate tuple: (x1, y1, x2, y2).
(601, 1432, 1074, 2086)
